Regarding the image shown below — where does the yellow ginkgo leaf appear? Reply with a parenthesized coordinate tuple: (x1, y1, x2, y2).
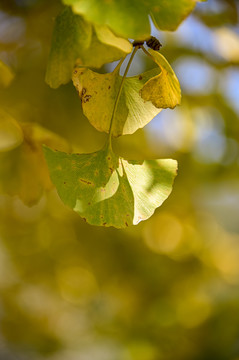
(72, 65, 162, 137)
(140, 49, 181, 109)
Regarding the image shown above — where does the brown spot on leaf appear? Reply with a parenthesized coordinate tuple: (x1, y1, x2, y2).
(82, 218, 86, 222)
(139, 75, 142, 80)
(103, 222, 107, 226)
(63, 181, 66, 184)
(71, 160, 77, 169)
(108, 86, 111, 89)
(79, 178, 92, 185)
(83, 95, 92, 103)
(109, 167, 113, 174)
(125, 222, 129, 227)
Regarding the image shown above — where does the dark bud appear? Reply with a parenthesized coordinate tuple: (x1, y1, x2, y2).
(146, 36, 162, 51)
(133, 40, 145, 47)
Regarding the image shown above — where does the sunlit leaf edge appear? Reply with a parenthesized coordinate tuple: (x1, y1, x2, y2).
(43, 145, 178, 228)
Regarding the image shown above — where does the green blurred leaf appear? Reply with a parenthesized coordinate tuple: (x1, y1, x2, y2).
(63, 0, 204, 38)
(63, 0, 150, 38)
(0, 60, 14, 88)
(140, 49, 181, 109)
(43, 145, 177, 228)
(0, 109, 23, 151)
(0, 123, 70, 206)
(150, 0, 199, 32)
(194, 0, 237, 27)
(45, 6, 92, 88)
(45, 7, 132, 88)
(78, 24, 132, 68)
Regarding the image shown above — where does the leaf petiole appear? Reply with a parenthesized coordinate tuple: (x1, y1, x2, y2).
(141, 45, 154, 59)
(112, 56, 126, 74)
(107, 46, 139, 149)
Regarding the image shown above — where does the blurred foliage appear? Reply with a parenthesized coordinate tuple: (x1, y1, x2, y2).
(0, 0, 239, 359)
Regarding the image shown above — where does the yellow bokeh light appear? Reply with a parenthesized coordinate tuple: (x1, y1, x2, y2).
(143, 212, 183, 254)
(57, 266, 99, 305)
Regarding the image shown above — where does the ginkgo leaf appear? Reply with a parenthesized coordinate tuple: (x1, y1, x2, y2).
(140, 49, 181, 109)
(0, 122, 70, 206)
(0, 109, 23, 151)
(63, 0, 150, 38)
(43, 145, 177, 228)
(63, 0, 205, 38)
(150, 0, 200, 32)
(0, 60, 14, 88)
(77, 26, 132, 68)
(45, 6, 132, 88)
(72, 50, 180, 136)
(45, 7, 92, 88)
(72, 66, 161, 137)
(94, 24, 132, 52)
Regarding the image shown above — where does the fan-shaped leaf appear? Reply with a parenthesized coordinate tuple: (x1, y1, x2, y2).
(77, 25, 132, 69)
(63, 0, 205, 38)
(45, 7, 91, 88)
(140, 49, 181, 109)
(45, 7, 132, 88)
(43, 146, 177, 228)
(72, 66, 161, 136)
(151, 0, 198, 32)
(72, 51, 180, 136)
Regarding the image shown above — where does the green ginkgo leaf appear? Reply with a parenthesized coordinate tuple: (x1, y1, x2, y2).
(140, 49, 181, 109)
(72, 51, 180, 136)
(150, 0, 200, 32)
(45, 6, 91, 88)
(44, 145, 177, 228)
(78, 25, 132, 68)
(45, 6, 132, 88)
(63, 0, 205, 38)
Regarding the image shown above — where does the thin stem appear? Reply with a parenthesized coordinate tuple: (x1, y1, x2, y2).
(113, 56, 126, 74)
(107, 46, 139, 149)
(141, 45, 154, 60)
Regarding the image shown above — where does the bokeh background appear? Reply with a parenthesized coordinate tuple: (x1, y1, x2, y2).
(0, 0, 239, 359)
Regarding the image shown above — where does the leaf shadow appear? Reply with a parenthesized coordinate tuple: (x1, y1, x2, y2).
(144, 159, 177, 194)
(80, 164, 135, 228)
(44, 147, 176, 228)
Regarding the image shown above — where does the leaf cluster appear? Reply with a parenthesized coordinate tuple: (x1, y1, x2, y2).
(0, 0, 204, 227)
